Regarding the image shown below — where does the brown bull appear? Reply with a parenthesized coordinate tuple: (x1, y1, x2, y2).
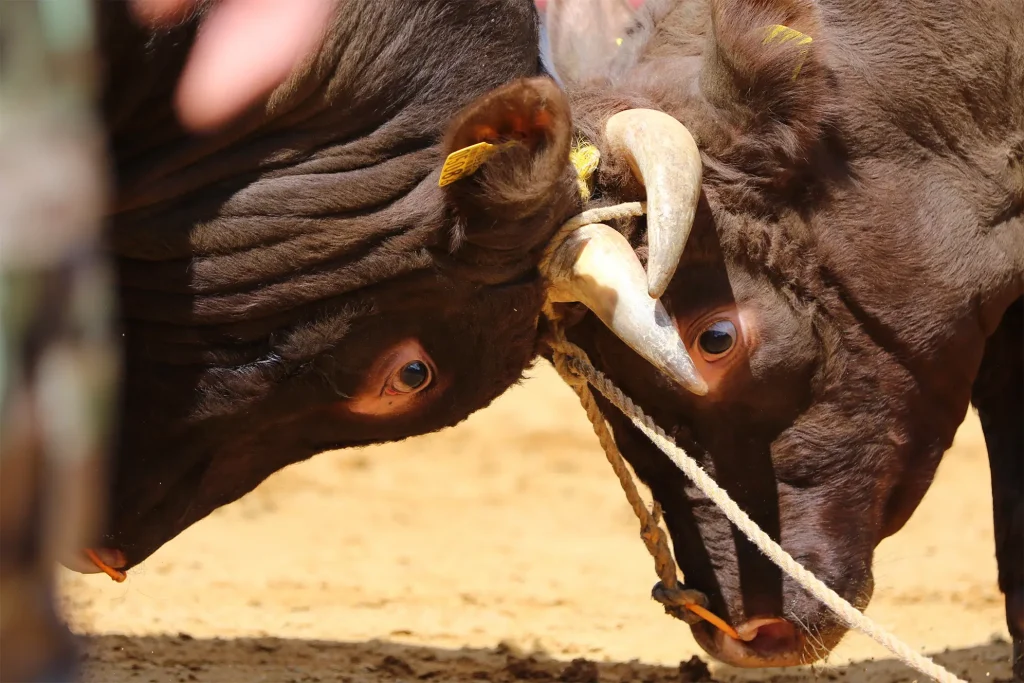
(548, 0, 1023, 675)
(64, 0, 697, 588)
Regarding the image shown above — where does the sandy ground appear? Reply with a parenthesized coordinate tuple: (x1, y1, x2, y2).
(58, 363, 1014, 682)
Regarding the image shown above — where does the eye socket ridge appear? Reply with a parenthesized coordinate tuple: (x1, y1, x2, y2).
(344, 339, 438, 418)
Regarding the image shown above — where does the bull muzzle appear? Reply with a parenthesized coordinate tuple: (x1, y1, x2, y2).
(541, 109, 707, 396)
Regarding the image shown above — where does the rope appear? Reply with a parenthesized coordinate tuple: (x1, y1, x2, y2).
(538, 201, 646, 276)
(542, 203, 968, 683)
(543, 320, 738, 636)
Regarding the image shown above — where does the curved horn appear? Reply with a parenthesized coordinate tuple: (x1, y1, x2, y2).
(604, 109, 702, 299)
(545, 223, 708, 396)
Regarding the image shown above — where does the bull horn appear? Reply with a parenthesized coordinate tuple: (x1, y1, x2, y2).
(604, 108, 703, 299)
(545, 223, 708, 396)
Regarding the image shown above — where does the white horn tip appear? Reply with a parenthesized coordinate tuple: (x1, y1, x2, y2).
(669, 363, 709, 396)
(648, 272, 672, 300)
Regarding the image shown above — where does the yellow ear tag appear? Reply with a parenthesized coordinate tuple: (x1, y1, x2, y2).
(438, 141, 517, 187)
(763, 24, 813, 81)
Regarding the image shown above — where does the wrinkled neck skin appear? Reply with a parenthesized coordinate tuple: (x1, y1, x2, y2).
(557, 0, 1024, 666)
(99, 1, 547, 216)
(89, 1, 583, 568)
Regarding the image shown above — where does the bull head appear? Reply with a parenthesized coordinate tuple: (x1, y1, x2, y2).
(536, 0, 1024, 675)
(540, 109, 708, 396)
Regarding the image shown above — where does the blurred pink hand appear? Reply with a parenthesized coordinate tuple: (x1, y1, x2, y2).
(131, 0, 642, 132)
(535, 0, 644, 10)
(536, 0, 646, 83)
(131, 0, 335, 132)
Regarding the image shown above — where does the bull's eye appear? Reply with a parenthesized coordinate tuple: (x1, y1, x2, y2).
(345, 339, 438, 417)
(386, 360, 431, 395)
(697, 320, 736, 359)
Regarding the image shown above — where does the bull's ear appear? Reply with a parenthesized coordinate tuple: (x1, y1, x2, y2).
(438, 77, 579, 284)
(699, 0, 833, 178)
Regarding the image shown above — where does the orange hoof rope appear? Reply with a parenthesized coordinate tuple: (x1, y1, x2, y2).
(684, 602, 740, 641)
(85, 549, 127, 583)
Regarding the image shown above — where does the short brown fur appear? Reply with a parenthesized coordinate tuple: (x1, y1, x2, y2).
(557, 0, 1023, 670)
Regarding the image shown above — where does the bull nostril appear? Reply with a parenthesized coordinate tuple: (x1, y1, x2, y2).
(736, 617, 786, 642)
(735, 618, 800, 657)
(691, 617, 814, 668)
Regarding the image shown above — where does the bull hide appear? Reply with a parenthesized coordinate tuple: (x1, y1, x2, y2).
(74, 0, 583, 574)
(553, 0, 1024, 675)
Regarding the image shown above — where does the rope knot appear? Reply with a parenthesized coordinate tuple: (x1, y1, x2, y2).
(651, 582, 706, 625)
(562, 358, 589, 389)
(549, 341, 590, 390)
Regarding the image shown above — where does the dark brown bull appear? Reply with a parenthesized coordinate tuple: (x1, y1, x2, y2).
(64, 0, 701, 583)
(550, 0, 1023, 674)
(66, 0, 577, 574)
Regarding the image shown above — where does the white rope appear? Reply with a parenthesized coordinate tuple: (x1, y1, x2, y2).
(559, 353, 967, 683)
(543, 202, 968, 683)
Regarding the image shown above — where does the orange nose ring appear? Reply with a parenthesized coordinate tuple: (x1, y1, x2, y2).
(85, 549, 127, 583)
(684, 603, 741, 640)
